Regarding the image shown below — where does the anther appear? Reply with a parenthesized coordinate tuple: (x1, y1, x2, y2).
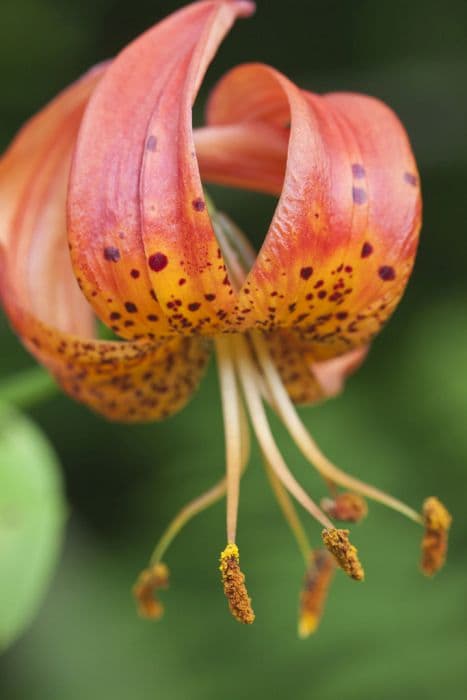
(219, 544, 255, 624)
(421, 497, 452, 576)
(298, 549, 335, 638)
(133, 562, 169, 619)
(321, 492, 368, 523)
(322, 528, 365, 581)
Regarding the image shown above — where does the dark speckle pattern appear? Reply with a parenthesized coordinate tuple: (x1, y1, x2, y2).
(148, 252, 168, 272)
(352, 187, 367, 205)
(404, 172, 418, 186)
(378, 266, 396, 281)
(103, 246, 121, 262)
(192, 198, 206, 212)
(361, 242, 373, 258)
(351, 163, 366, 179)
(300, 266, 313, 280)
(146, 135, 157, 152)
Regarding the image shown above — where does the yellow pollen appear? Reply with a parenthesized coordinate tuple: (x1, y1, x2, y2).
(321, 492, 368, 523)
(322, 528, 365, 581)
(298, 549, 335, 638)
(421, 497, 452, 576)
(219, 544, 255, 624)
(133, 562, 169, 620)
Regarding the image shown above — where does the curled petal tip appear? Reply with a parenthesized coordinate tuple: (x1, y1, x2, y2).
(229, 0, 256, 17)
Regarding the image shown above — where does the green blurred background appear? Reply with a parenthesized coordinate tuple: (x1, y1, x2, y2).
(1, 0, 466, 697)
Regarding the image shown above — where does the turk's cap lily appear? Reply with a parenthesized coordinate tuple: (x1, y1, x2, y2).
(0, 0, 449, 631)
(0, 0, 420, 424)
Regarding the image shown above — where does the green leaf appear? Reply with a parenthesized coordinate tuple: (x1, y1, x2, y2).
(0, 403, 66, 652)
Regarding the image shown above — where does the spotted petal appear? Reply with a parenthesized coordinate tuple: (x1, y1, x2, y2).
(68, 0, 255, 340)
(202, 64, 422, 358)
(0, 67, 210, 422)
(265, 331, 368, 406)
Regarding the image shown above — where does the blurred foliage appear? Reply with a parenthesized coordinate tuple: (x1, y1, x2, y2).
(0, 403, 65, 652)
(0, 0, 466, 698)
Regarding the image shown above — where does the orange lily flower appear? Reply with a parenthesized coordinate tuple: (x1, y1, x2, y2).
(0, 0, 450, 631)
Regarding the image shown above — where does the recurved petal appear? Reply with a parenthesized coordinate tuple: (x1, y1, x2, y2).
(265, 330, 367, 405)
(0, 296, 211, 422)
(68, 0, 255, 339)
(195, 122, 288, 195)
(205, 64, 421, 358)
(0, 65, 105, 339)
(0, 66, 210, 422)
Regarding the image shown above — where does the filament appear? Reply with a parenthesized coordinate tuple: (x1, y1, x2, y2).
(233, 334, 334, 530)
(263, 456, 311, 565)
(251, 332, 423, 525)
(150, 480, 227, 567)
(149, 357, 250, 566)
(215, 335, 245, 544)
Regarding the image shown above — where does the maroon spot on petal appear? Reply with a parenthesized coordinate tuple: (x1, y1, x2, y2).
(378, 265, 396, 281)
(103, 246, 120, 262)
(146, 135, 157, 152)
(130, 269, 140, 279)
(352, 187, 367, 205)
(300, 266, 313, 280)
(124, 320, 135, 327)
(188, 302, 201, 312)
(110, 311, 121, 321)
(148, 252, 168, 272)
(352, 163, 366, 179)
(361, 242, 373, 258)
(336, 311, 348, 320)
(179, 278, 186, 286)
(125, 301, 138, 313)
(147, 314, 159, 322)
(318, 290, 327, 299)
(314, 280, 324, 289)
(205, 293, 216, 301)
(404, 172, 418, 187)
(192, 197, 205, 212)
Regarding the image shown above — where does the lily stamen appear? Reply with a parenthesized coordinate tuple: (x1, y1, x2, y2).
(250, 331, 423, 525)
(263, 457, 312, 565)
(234, 334, 334, 530)
(298, 549, 335, 638)
(215, 335, 244, 545)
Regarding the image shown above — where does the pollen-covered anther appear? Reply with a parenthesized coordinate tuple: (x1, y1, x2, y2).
(133, 562, 170, 620)
(421, 497, 452, 576)
(298, 549, 335, 638)
(321, 528, 365, 581)
(321, 492, 368, 523)
(219, 544, 255, 624)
